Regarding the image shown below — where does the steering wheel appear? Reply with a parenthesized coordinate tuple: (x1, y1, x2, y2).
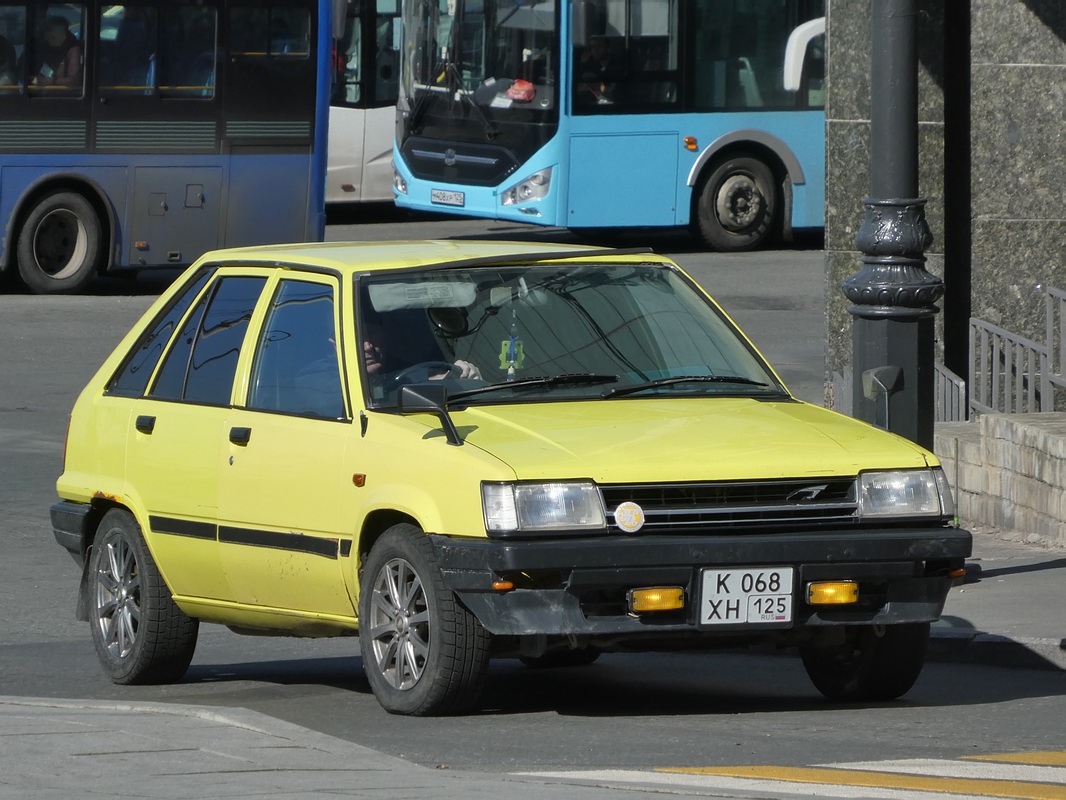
(387, 361, 461, 388)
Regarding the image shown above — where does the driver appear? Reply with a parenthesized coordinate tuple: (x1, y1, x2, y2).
(363, 322, 481, 381)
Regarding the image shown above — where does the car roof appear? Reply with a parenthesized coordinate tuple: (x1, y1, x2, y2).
(196, 240, 672, 274)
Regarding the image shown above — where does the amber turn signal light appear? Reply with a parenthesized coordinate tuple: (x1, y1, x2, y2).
(628, 586, 685, 613)
(807, 581, 859, 605)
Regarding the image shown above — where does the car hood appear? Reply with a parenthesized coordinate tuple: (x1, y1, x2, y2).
(451, 398, 933, 482)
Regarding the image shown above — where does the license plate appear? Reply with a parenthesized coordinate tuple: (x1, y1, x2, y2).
(699, 567, 794, 626)
(431, 189, 465, 207)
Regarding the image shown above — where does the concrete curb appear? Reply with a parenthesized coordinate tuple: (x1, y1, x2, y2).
(928, 629, 1066, 671)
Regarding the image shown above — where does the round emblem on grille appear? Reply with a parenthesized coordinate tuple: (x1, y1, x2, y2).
(444, 148, 457, 167)
(614, 501, 645, 533)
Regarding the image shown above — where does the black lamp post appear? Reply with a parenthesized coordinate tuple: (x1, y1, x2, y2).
(841, 0, 944, 448)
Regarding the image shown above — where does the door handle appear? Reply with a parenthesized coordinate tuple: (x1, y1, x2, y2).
(229, 427, 252, 445)
(135, 415, 156, 434)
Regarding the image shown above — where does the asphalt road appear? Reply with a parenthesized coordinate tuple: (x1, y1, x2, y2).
(2, 212, 1062, 777)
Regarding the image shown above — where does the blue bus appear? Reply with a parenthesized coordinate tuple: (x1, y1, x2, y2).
(392, 0, 825, 251)
(0, 1, 334, 294)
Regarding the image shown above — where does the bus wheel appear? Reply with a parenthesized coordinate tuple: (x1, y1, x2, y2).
(693, 156, 778, 252)
(17, 191, 102, 294)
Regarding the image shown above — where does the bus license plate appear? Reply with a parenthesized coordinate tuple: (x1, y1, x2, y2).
(431, 189, 465, 207)
(700, 567, 794, 625)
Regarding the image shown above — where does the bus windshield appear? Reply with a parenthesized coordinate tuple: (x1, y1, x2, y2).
(401, 0, 558, 125)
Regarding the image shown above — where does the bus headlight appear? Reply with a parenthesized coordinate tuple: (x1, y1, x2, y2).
(393, 171, 408, 195)
(857, 468, 955, 518)
(483, 480, 606, 536)
(501, 168, 552, 205)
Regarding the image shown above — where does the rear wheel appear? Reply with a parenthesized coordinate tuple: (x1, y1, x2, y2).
(16, 191, 102, 294)
(800, 622, 930, 701)
(692, 155, 778, 251)
(359, 524, 491, 715)
(87, 509, 198, 684)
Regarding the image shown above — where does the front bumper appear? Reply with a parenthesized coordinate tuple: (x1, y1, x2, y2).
(428, 526, 972, 639)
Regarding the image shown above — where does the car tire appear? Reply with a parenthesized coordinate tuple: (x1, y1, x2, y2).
(87, 508, 199, 685)
(519, 648, 601, 669)
(359, 524, 491, 716)
(692, 155, 778, 252)
(16, 191, 103, 294)
(799, 622, 930, 702)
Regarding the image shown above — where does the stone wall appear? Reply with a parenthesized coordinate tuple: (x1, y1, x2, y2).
(935, 414, 1066, 550)
(824, 1, 1066, 407)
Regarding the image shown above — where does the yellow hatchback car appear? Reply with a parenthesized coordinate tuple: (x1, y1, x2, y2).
(52, 240, 971, 715)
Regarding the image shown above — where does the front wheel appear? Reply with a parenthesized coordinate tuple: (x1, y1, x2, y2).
(16, 191, 103, 294)
(87, 509, 198, 684)
(800, 622, 930, 702)
(359, 524, 491, 715)
(692, 156, 779, 252)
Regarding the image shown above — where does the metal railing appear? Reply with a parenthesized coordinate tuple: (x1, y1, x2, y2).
(934, 362, 967, 421)
(968, 318, 1049, 414)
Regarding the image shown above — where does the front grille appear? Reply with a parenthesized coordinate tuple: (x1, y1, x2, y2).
(602, 478, 858, 534)
(401, 136, 519, 186)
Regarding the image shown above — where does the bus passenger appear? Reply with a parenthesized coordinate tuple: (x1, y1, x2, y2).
(33, 15, 83, 91)
(576, 36, 619, 105)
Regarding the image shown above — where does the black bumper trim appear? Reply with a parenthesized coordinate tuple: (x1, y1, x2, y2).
(51, 501, 92, 559)
(427, 527, 971, 637)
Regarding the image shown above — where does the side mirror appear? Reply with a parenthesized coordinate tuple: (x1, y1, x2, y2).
(397, 384, 462, 446)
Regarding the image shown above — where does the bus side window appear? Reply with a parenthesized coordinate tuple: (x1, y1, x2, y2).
(166, 8, 216, 97)
(99, 6, 157, 96)
(0, 5, 26, 93)
(30, 6, 86, 96)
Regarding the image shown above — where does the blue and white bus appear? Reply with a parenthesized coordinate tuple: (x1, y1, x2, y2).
(392, 0, 825, 251)
(0, 1, 335, 293)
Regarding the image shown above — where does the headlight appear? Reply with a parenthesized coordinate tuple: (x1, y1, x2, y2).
(393, 171, 408, 195)
(857, 468, 954, 518)
(483, 480, 606, 536)
(500, 168, 552, 206)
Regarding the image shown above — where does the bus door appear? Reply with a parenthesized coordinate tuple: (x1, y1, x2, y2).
(566, 0, 682, 228)
(93, 4, 223, 267)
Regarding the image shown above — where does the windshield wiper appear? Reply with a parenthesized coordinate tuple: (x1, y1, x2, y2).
(443, 60, 499, 140)
(449, 373, 618, 402)
(603, 375, 773, 399)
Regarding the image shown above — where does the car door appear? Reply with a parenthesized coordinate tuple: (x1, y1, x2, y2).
(217, 275, 359, 617)
(125, 271, 267, 602)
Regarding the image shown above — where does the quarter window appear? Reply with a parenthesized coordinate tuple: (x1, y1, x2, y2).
(107, 269, 213, 397)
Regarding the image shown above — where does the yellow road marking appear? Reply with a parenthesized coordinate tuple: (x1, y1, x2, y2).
(657, 766, 1066, 800)
(968, 754, 1066, 768)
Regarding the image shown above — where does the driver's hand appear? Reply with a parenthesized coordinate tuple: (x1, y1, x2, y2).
(453, 360, 482, 380)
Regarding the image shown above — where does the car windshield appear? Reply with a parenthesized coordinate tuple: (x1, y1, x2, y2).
(357, 261, 787, 407)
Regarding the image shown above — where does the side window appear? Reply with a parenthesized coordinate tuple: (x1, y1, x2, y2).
(29, 4, 85, 97)
(374, 0, 399, 105)
(164, 6, 217, 97)
(98, 5, 157, 96)
(0, 6, 27, 95)
(107, 270, 213, 397)
(331, 2, 361, 105)
(247, 280, 345, 419)
(230, 6, 310, 60)
(572, 0, 678, 113)
(151, 276, 267, 405)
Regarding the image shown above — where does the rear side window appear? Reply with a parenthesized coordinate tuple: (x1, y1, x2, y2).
(150, 275, 266, 405)
(107, 269, 212, 397)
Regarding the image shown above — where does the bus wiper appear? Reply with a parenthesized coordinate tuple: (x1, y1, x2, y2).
(449, 373, 618, 401)
(443, 61, 499, 140)
(603, 375, 772, 398)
